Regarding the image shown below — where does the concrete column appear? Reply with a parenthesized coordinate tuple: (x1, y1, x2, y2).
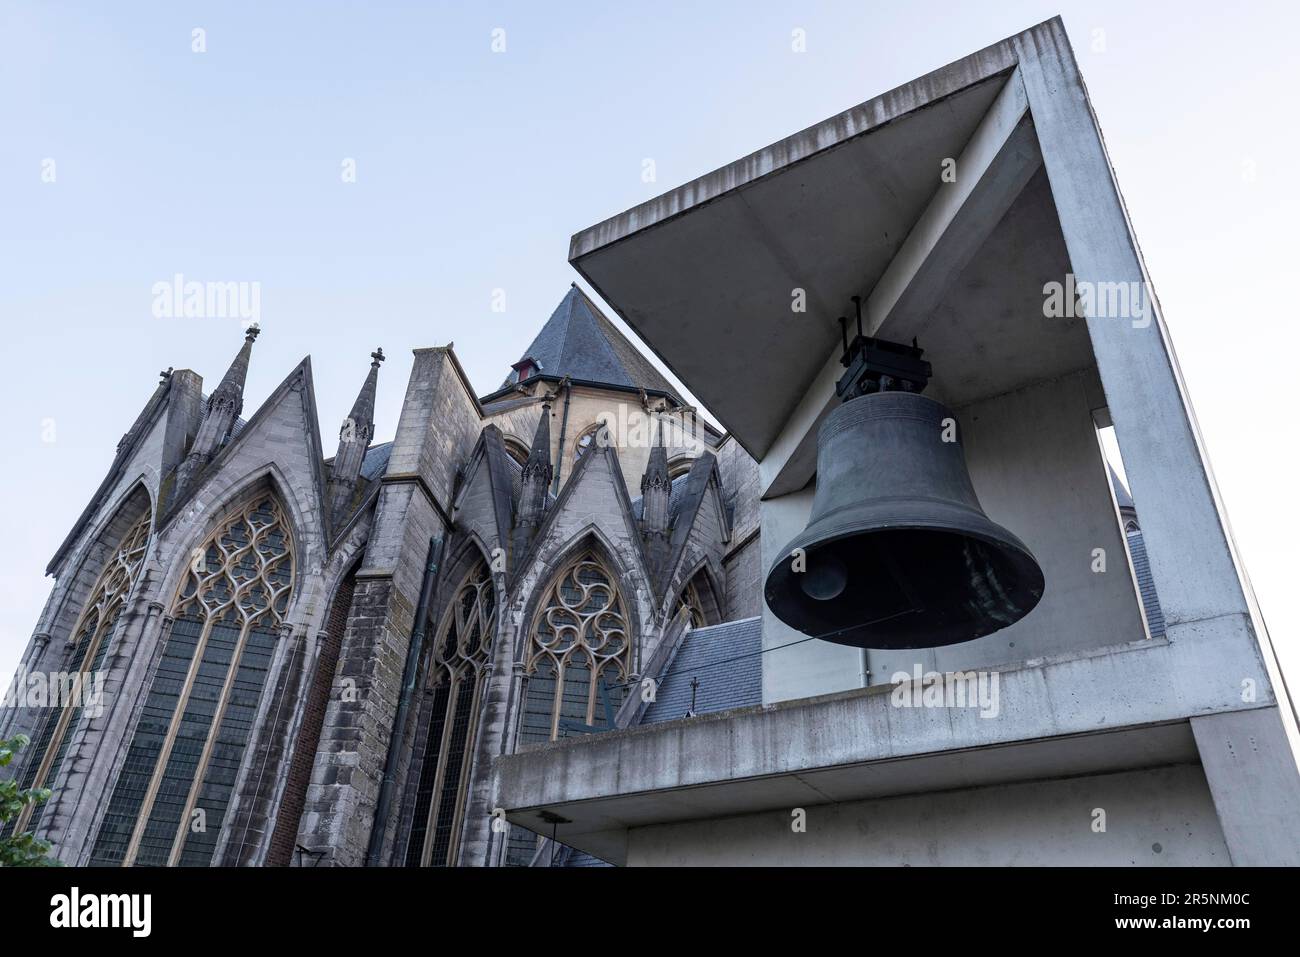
(1191, 708, 1300, 865)
(1012, 23, 1254, 636)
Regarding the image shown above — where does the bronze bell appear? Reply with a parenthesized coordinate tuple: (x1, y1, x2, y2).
(764, 389, 1044, 650)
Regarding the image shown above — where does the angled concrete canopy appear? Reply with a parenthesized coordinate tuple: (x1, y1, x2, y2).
(572, 64, 1020, 460)
(512, 15, 1300, 866)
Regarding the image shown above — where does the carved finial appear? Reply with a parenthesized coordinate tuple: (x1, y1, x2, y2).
(371, 347, 385, 367)
(159, 366, 173, 383)
(244, 323, 261, 343)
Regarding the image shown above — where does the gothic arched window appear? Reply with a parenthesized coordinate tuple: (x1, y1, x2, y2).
(519, 553, 631, 744)
(90, 496, 294, 867)
(405, 561, 496, 867)
(508, 551, 631, 865)
(677, 578, 707, 629)
(504, 438, 530, 467)
(8, 511, 151, 837)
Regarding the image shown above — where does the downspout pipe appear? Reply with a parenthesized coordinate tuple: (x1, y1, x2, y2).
(365, 534, 444, 867)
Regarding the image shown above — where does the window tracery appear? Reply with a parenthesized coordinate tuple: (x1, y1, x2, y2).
(507, 552, 631, 865)
(8, 511, 151, 836)
(90, 496, 294, 867)
(406, 561, 496, 867)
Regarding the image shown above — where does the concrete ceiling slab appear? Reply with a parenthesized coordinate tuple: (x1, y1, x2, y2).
(920, 167, 1091, 410)
(572, 73, 1010, 458)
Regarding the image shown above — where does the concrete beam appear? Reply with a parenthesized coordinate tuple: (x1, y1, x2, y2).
(493, 615, 1274, 857)
(569, 41, 1019, 265)
(761, 69, 1042, 497)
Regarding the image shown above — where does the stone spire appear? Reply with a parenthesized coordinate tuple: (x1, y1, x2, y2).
(329, 347, 384, 525)
(174, 324, 260, 497)
(640, 417, 671, 536)
(512, 403, 553, 557)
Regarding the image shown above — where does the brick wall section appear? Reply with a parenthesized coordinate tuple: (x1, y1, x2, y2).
(266, 568, 356, 865)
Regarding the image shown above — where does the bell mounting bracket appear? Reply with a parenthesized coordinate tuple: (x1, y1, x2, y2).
(835, 296, 932, 401)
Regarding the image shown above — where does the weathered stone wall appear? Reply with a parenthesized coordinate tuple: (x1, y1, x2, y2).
(297, 348, 480, 866)
(715, 435, 762, 621)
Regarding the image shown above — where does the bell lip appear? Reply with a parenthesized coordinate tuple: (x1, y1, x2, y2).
(767, 513, 1042, 582)
(764, 520, 1046, 649)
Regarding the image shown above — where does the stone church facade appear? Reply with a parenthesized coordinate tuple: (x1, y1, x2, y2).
(1, 284, 763, 866)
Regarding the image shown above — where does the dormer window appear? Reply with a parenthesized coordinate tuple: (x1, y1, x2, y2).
(512, 357, 542, 382)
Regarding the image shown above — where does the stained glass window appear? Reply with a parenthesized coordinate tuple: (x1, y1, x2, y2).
(89, 496, 293, 867)
(405, 562, 496, 867)
(507, 552, 630, 865)
(5, 512, 151, 838)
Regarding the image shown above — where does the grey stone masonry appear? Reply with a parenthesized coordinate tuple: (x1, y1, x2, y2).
(327, 348, 384, 527)
(295, 347, 476, 865)
(716, 436, 762, 620)
(9, 286, 762, 869)
(174, 327, 258, 499)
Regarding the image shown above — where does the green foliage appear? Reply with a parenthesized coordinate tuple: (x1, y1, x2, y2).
(0, 734, 61, 866)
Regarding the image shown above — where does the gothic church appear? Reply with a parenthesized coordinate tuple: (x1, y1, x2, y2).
(1, 285, 763, 866)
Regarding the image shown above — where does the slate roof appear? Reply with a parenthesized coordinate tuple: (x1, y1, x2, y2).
(562, 850, 613, 867)
(1109, 466, 1165, 638)
(642, 616, 763, 724)
(499, 285, 682, 401)
(359, 441, 393, 481)
(1126, 526, 1166, 638)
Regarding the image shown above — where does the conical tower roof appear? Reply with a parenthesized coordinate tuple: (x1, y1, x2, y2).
(499, 285, 682, 401)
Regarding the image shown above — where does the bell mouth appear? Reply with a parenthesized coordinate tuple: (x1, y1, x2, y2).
(764, 526, 1044, 649)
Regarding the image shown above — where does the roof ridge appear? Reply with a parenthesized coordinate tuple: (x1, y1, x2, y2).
(552, 285, 578, 375)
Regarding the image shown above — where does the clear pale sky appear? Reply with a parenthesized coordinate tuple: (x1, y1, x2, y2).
(2, 1, 1296, 686)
